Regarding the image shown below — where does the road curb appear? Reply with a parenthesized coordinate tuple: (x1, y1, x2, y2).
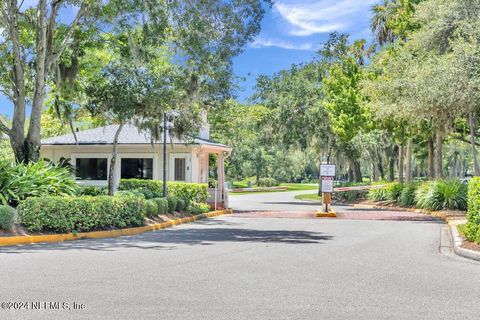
(0, 209, 232, 247)
(352, 204, 466, 221)
(448, 220, 480, 262)
(352, 204, 480, 262)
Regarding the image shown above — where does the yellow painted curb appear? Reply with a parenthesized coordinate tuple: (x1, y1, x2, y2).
(315, 210, 337, 218)
(0, 209, 232, 247)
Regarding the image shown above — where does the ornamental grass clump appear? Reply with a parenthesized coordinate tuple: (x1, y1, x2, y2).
(399, 184, 417, 207)
(368, 186, 389, 201)
(415, 180, 467, 211)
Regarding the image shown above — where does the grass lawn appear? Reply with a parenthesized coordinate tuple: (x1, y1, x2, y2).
(294, 193, 321, 201)
(229, 183, 318, 195)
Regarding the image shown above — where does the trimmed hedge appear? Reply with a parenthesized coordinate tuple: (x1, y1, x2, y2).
(119, 179, 209, 203)
(77, 186, 107, 196)
(166, 196, 177, 213)
(18, 195, 146, 233)
(466, 177, 480, 243)
(188, 202, 210, 215)
(152, 198, 168, 214)
(0, 205, 15, 231)
(145, 199, 158, 218)
(176, 199, 186, 212)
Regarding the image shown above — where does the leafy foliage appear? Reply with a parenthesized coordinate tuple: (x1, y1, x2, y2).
(466, 177, 480, 243)
(0, 205, 15, 231)
(118, 179, 209, 203)
(187, 202, 210, 215)
(0, 160, 78, 205)
(18, 195, 146, 233)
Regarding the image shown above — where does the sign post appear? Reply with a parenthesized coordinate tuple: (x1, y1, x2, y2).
(317, 164, 336, 218)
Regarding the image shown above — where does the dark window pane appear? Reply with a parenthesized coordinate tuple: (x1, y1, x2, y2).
(76, 158, 107, 180)
(121, 158, 153, 179)
(174, 158, 186, 181)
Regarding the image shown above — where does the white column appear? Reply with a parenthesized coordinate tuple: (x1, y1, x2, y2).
(216, 152, 226, 208)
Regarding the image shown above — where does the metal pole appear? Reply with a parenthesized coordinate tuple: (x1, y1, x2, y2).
(163, 112, 167, 198)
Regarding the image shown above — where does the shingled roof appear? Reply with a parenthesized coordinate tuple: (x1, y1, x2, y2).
(41, 124, 229, 148)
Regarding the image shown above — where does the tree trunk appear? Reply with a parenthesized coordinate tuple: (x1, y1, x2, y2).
(428, 137, 435, 179)
(318, 160, 322, 196)
(348, 159, 362, 182)
(405, 139, 412, 183)
(6, 0, 27, 163)
(24, 0, 48, 163)
(377, 153, 385, 181)
(371, 162, 377, 182)
(108, 123, 124, 196)
(435, 128, 443, 178)
(398, 144, 404, 183)
(388, 147, 396, 182)
(347, 167, 354, 183)
(469, 112, 480, 176)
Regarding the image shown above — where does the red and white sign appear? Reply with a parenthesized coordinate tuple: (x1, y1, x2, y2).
(321, 176, 334, 193)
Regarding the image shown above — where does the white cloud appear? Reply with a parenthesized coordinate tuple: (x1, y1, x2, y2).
(251, 37, 317, 50)
(274, 0, 378, 36)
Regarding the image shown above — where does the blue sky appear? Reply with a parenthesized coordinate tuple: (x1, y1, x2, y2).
(0, 0, 378, 117)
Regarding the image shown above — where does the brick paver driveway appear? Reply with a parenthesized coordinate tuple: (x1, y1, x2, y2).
(230, 190, 439, 221)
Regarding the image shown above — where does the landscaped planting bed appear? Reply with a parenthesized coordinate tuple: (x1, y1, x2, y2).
(465, 177, 480, 244)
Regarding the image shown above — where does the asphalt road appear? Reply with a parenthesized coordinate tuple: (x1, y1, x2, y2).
(1, 191, 479, 319)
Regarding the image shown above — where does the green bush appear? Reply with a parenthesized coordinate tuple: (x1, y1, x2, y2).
(166, 196, 178, 213)
(415, 180, 467, 211)
(0, 160, 78, 205)
(188, 202, 210, 215)
(152, 198, 168, 214)
(368, 187, 389, 201)
(0, 205, 15, 231)
(386, 182, 403, 202)
(119, 179, 208, 203)
(18, 195, 146, 233)
(176, 198, 186, 212)
(256, 178, 280, 187)
(334, 190, 368, 202)
(77, 186, 107, 196)
(145, 199, 158, 218)
(466, 178, 480, 243)
(399, 184, 417, 207)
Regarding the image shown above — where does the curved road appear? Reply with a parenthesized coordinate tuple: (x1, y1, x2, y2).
(0, 191, 479, 319)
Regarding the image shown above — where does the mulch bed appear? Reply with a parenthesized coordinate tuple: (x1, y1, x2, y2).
(462, 240, 480, 252)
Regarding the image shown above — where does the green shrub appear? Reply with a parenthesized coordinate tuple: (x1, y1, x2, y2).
(415, 180, 467, 211)
(176, 199, 186, 212)
(414, 181, 434, 209)
(256, 178, 280, 187)
(0, 160, 78, 205)
(0, 205, 15, 231)
(119, 179, 208, 203)
(166, 196, 178, 213)
(145, 199, 158, 218)
(18, 195, 146, 233)
(188, 202, 210, 215)
(399, 184, 417, 207)
(386, 182, 403, 202)
(77, 186, 107, 196)
(368, 187, 389, 201)
(152, 198, 168, 214)
(466, 178, 480, 243)
(334, 190, 368, 202)
(183, 197, 191, 210)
